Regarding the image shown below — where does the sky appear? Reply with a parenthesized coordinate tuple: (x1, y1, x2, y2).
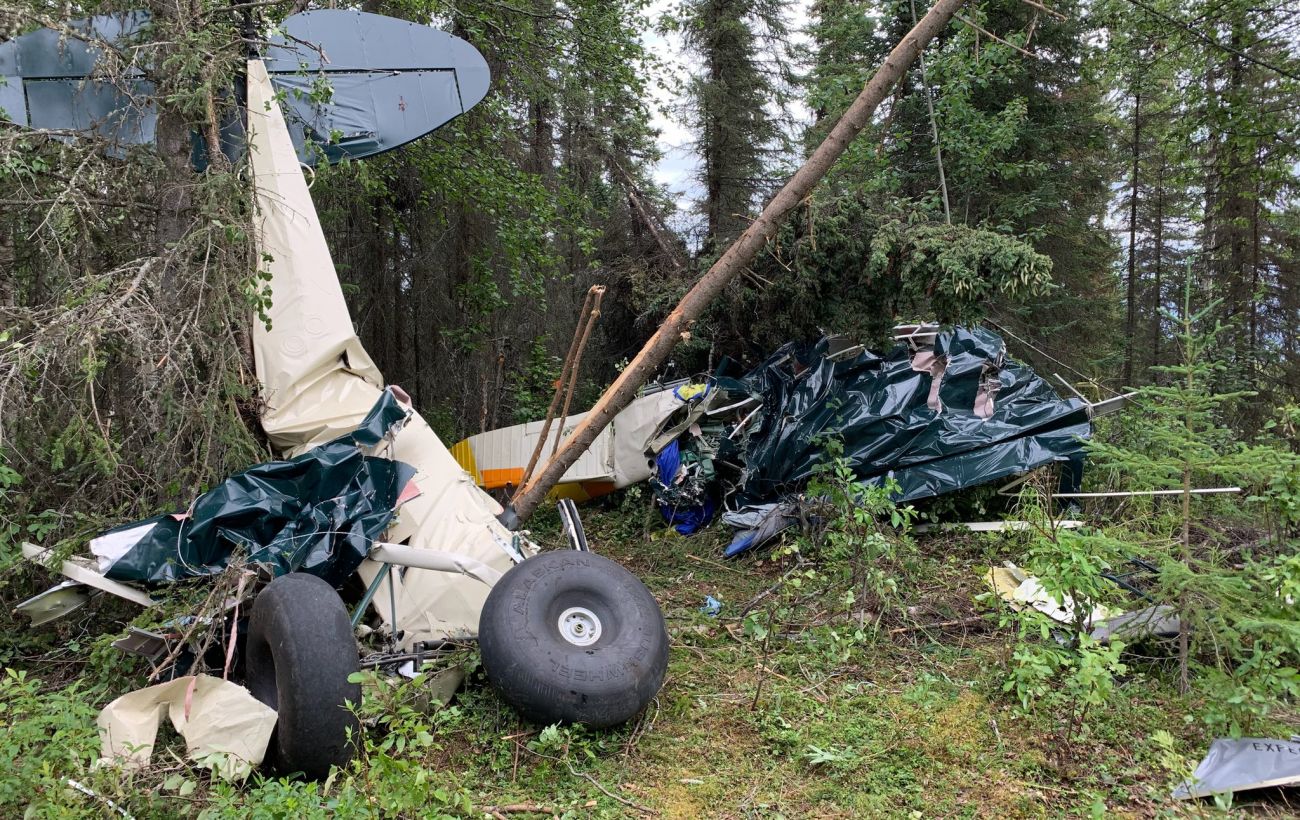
(641, 0, 814, 239)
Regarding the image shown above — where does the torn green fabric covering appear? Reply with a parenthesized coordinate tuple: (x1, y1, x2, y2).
(730, 327, 1090, 506)
(97, 391, 415, 586)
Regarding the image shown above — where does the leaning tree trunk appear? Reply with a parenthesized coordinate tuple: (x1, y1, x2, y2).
(1123, 88, 1140, 388)
(505, 0, 968, 525)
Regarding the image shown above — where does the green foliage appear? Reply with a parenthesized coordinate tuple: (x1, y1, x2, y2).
(795, 0, 1117, 378)
(1177, 548, 1300, 735)
(985, 275, 1300, 739)
(704, 198, 1055, 354)
(1247, 404, 1300, 541)
(0, 4, 266, 535)
(508, 336, 562, 425)
(1087, 273, 1300, 728)
(1094, 0, 1300, 404)
(309, 0, 662, 438)
(0, 669, 101, 816)
(985, 488, 1134, 757)
(676, 0, 790, 247)
(867, 219, 1052, 316)
(0, 459, 22, 562)
(803, 444, 918, 622)
(1088, 274, 1255, 499)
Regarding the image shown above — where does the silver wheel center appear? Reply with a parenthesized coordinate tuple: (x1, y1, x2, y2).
(557, 606, 602, 646)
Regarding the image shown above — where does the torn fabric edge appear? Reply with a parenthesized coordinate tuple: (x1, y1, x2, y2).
(96, 675, 277, 781)
(91, 389, 418, 587)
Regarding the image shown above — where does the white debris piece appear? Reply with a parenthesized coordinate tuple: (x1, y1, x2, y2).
(985, 562, 1119, 627)
(1174, 737, 1300, 800)
(97, 675, 277, 781)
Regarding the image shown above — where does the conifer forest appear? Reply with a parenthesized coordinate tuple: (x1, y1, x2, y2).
(1, 0, 1299, 816)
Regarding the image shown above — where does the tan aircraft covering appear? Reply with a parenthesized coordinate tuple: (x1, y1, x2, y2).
(453, 389, 683, 496)
(247, 60, 521, 643)
(97, 675, 278, 780)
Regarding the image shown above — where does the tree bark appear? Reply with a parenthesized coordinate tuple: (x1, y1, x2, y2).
(1123, 88, 1140, 388)
(505, 0, 968, 525)
(1250, 144, 1262, 378)
(149, 9, 195, 305)
(1151, 158, 1165, 378)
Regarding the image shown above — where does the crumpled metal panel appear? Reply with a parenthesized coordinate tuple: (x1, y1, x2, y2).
(92, 391, 415, 587)
(730, 327, 1089, 508)
(263, 10, 491, 164)
(0, 9, 491, 166)
(1173, 738, 1300, 799)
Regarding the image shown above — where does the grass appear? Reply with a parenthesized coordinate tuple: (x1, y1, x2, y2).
(2, 498, 1298, 818)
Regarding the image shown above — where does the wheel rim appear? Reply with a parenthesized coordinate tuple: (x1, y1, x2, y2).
(557, 606, 602, 646)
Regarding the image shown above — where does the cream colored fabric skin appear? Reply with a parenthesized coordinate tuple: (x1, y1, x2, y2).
(609, 390, 683, 486)
(465, 409, 617, 484)
(247, 60, 520, 643)
(459, 389, 683, 489)
(97, 675, 277, 780)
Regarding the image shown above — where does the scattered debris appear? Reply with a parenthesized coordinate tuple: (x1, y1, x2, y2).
(712, 328, 1091, 515)
(97, 675, 277, 781)
(722, 500, 808, 558)
(986, 562, 1119, 627)
(14, 581, 91, 627)
(460, 326, 1108, 555)
(21, 542, 155, 608)
(90, 389, 418, 587)
(453, 386, 683, 502)
(1089, 605, 1181, 644)
(912, 520, 1083, 533)
(987, 562, 1182, 643)
(1173, 737, 1300, 800)
(111, 628, 172, 663)
(701, 596, 722, 617)
(16, 17, 666, 788)
(1052, 487, 1243, 499)
(66, 779, 134, 819)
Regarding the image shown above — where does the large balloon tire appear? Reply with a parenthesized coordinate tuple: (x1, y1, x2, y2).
(245, 573, 362, 779)
(478, 551, 668, 728)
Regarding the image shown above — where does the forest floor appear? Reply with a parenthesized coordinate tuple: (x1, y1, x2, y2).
(426, 504, 1296, 819)
(4, 499, 1299, 818)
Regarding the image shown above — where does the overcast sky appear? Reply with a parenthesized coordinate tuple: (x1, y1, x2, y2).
(642, 0, 814, 238)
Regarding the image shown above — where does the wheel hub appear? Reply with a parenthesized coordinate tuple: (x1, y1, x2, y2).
(557, 606, 602, 646)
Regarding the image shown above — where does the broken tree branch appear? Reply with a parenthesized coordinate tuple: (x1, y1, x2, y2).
(955, 14, 1039, 59)
(912, 0, 951, 224)
(514, 287, 598, 494)
(550, 286, 605, 458)
(1017, 0, 1067, 21)
(504, 0, 969, 526)
(608, 156, 687, 272)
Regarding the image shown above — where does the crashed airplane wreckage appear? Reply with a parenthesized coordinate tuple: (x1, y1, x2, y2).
(12, 10, 668, 779)
(456, 324, 1127, 556)
(14, 0, 984, 780)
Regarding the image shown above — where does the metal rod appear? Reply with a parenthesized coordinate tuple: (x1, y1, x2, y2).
(348, 563, 387, 628)
(1053, 487, 1242, 498)
(1054, 373, 1088, 402)
(388, 564, 399, 646)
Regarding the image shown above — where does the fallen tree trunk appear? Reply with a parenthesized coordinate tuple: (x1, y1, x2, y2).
(505, 0, 967, 526)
